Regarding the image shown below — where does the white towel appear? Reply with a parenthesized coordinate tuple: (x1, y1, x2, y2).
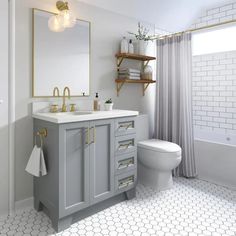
(118, 75, 141, 80)
(120, 68, 140, 73)
(40, 149, 47, 176)
(25, 145, 47, 177)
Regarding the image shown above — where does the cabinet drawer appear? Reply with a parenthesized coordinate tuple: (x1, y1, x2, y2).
(115, 117, 136, 137)
(115, 153, 137, 175)
(115, 171, 137, 193)
(115, 134, 136, 156)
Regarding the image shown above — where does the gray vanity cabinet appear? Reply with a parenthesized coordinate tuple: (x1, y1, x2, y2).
(59, 119, 115, 216)
(59, 122, 90, 217)
(34, 116, 137, 232)
(89, 120, 115, 204)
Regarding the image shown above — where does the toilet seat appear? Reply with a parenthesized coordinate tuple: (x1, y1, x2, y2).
(138, 139, 181, 156)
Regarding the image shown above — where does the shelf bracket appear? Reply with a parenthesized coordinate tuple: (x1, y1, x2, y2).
(143, 83, 150, 96)
(143, 60, 150, 70)
(116, 81, 125, 96)
(117, 57, 124, 71)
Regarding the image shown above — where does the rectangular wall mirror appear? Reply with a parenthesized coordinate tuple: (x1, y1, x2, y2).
(32, 9, 90, 97)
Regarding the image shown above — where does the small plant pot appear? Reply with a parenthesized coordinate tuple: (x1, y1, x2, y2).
(104, 103, 113, 111)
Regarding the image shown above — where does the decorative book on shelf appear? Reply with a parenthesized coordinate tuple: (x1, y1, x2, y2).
(115, 53, 156, 96)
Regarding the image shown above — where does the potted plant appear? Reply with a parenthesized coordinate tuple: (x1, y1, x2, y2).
(104, 98, 113, 111)
(128, 23, 160, 55)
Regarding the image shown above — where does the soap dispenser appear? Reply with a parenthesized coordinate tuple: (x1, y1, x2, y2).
(94, 92, 101, 111)
(128, 39, 134, 54)
(120, 37, 128, 53)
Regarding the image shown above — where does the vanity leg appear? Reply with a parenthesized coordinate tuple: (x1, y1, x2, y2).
(34, 198, 43, 212)
(125, 188, 136, 200)
(52, 216, 73, 233)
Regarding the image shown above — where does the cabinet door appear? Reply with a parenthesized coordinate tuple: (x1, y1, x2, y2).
(59, 122, 90, 217)
(89, 119, 115, 204)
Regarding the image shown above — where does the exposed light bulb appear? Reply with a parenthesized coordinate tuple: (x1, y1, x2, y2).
(48, 15, 65, 32)
(59, 10, 76, 28)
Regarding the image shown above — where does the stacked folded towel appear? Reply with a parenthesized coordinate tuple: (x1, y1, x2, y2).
(118, 68, 141, 80)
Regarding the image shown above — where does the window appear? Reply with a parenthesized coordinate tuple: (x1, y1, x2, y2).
(192, 25, 236, 56)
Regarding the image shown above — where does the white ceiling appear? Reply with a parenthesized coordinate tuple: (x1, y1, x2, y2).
(78, 0, 233, 32)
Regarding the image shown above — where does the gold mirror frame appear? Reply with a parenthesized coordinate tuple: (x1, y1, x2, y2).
(32, 8, 91, 98)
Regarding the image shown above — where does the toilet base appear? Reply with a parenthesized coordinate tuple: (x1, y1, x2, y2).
(138, 163, 173, 191)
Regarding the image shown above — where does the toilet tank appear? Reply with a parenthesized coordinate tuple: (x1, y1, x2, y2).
(136, 114, 149, 142)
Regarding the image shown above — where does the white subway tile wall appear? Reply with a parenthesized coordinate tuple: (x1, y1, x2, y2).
(191, 2, 236, 30)
(192, 51, 236, 134)
(192, 2, 236, 135)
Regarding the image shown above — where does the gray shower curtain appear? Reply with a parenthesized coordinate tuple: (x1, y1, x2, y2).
(155, 33, 197, 177)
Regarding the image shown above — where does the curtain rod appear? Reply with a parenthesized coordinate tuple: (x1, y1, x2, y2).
(159, 18, 236, 39)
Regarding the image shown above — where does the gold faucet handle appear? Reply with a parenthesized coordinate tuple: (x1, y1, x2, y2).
(50, 104, 59, 113)
(62, 104, 67, 112)
(70, 104, 76, 112)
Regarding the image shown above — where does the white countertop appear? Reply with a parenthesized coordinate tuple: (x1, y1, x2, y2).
(32, 110, 139, 124)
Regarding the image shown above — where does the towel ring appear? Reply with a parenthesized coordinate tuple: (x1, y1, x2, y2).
(35, 134, 43, 148)
(35, 128, 47, 148)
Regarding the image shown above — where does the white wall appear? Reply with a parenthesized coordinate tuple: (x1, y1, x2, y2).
(14, 0, 156, 202)
(0, 0, 9, 216)
(79, 0, 235, 32)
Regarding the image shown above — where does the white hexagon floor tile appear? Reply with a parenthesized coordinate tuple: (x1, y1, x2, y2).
(0, 178, 235, 236)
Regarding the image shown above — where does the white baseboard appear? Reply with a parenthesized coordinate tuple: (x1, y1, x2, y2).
(15, 197, 34, 213)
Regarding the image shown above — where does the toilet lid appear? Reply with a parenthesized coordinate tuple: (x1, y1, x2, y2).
(138, 139, 181, 153)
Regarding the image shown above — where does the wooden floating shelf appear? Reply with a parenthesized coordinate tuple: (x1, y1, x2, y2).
(116, 53, 156, 62)
(115, 53, 157, 96)
(115, 79, 156, 84)
(115, 79, 156, 96)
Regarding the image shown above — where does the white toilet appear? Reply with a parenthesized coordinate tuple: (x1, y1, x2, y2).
(137, 139, 182, 191)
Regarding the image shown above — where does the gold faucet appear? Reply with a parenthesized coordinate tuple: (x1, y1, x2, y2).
(53, 87, 60, 97)
(50, 87, 60, 113)
(62, 87, 71, 112)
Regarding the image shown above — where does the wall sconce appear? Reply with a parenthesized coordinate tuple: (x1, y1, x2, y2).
(48, 1, 76, 32)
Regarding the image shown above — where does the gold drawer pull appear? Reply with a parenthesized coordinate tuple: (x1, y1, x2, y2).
(118, 141, 133, 149)
(118, 159, 134, 169)
(118, 176, 134, 189)
(119, 123, 132, 130)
